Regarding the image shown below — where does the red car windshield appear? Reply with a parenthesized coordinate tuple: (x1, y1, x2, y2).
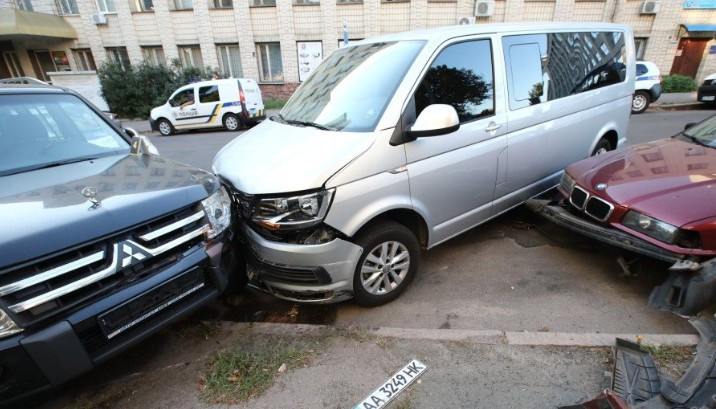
(683, 115, 716, 148)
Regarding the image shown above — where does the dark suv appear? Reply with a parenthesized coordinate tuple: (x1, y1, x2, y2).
(0, 85, 234, 403)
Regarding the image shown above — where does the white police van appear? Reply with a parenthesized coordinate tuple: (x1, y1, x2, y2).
(150, 78, 265, 136)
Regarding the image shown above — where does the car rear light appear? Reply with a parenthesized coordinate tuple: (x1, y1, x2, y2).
(239, 89, 247, 114)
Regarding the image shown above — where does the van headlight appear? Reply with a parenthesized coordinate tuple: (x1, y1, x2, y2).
(0, 308, 22, 339)
(202, 187, 232, 239)
(622, 210, 678, 243)
(252, 189, 334, 232)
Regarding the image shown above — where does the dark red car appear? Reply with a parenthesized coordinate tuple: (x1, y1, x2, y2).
(528, 115, 716, 314)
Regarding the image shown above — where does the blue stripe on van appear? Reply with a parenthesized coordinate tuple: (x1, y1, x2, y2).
(222, 101, 241, 107)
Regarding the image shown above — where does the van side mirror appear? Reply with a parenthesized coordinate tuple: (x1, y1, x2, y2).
(128, 129, 159, 156)
(406, 104, 460, 139)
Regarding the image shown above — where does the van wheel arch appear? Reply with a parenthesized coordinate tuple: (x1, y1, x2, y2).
(591, 130, 618, 156)
(352, 208, 429, 249)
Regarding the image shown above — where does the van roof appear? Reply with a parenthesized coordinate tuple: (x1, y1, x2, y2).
(358, 22, 631, 44)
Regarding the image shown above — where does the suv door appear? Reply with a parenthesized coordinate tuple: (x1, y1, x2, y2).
(404, 37, 508, 246)
(168, 86, 201, 127)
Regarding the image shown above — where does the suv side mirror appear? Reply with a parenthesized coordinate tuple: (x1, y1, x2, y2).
(128, 128, 159, 156)
(406, 104, 460, 139)
(684, 122, 697, 131)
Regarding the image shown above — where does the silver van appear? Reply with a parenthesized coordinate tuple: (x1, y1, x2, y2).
(214, 23, 635, 306)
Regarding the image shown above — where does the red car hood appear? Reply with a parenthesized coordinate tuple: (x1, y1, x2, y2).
(566, 138, 716, 227)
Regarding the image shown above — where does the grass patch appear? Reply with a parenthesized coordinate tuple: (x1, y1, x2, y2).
(173, 319, 219, 341)
(201, 336, 314, 404)
(67, 381, 135, 409)
(263, 98, 287, 110)
(642, 344, 695, 380)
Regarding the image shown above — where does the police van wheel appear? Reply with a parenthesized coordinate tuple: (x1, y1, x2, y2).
(157, 119, 174, 136)
(223, 114, 241, 131)
(631, 91, 650, 114)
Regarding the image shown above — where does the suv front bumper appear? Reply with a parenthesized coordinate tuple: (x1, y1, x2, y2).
(238, 221, 362, 303)
(0, 238, 232, 405)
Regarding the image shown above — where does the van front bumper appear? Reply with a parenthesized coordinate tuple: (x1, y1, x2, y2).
(238, 221, 362, 303)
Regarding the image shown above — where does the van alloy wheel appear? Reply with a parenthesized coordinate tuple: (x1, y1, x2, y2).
(224, 114, 240, 131)
(360, 241, 410, 295)
(157, 119, 174, 136)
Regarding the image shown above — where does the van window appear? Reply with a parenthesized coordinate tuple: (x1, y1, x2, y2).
(636, 64, 648, 76)
(170, 88, 195, 107)
(414, 40, 494, 123)
(199, 85, 220, 103)
(503, 31, 626, 110)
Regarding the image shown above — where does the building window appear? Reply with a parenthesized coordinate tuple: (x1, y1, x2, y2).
(57, 0, 79, 14)
(73, 49, 97, 71)
(16, 0, 32, 10)
(173, 0, 192, 9)
(250, 0, 275, 7)
(142, 46, 165, 65)
(178, 45, 203, 68)
(3, 51, 24, 77)
(256, 43, 283, 82)
(96, 0, 116, 12)
(293, 0, 319, 4)
(106, 47, 130, 70)
(217, 44, 242, 77)
(211, 0, 232, 7)
(635, 38, 647, 60)
(133, 0, 153, 11)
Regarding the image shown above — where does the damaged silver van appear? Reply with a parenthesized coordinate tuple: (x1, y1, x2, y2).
(214, 23, 635, 306)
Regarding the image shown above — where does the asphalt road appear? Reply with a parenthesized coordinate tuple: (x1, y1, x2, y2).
(149, 110, 715, 172)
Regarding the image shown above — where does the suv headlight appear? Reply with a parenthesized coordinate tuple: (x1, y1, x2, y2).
(202, 187, 232, 239)
(0, 309, 21, 339)
(560, 172, 576, 194)
(622, 210, 678, 243)
(252, 189, 334, 231)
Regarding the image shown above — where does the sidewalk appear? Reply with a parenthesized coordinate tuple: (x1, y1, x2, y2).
(39, 322, 699, 409)
(651, 91, 702, 111)
(119, 109, 281, 135)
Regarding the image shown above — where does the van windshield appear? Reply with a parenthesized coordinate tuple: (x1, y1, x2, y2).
(276, 41, 425, 132)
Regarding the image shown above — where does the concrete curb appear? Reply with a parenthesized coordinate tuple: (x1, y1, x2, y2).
(649, 102, 709, 112)
(237, 322, 699, 347)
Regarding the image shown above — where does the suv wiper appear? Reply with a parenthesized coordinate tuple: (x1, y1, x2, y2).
(277, 114, 337, 131)
(1, 157, 99, 176)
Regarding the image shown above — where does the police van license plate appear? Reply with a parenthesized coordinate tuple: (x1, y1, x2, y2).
(354, 359, 427, 409)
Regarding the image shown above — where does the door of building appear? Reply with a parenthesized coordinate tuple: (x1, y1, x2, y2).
(28, 50, 56, 82)
(670, 38, 708, 79)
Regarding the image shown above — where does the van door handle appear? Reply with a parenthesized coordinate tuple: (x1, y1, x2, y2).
(485, 122, 501, 132)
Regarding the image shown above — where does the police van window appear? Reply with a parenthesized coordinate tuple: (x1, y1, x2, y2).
(171, 88, 194, 107)
(199, 85, 220, 103)
(636, 64, 648, 76)
(414, 39, 494, 123)
(503, 31, 627, 110)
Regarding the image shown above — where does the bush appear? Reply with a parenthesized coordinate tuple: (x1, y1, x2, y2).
(263, 97, 287, 110)
(661, 75, 697, 93)
(98, 58, 221, 119)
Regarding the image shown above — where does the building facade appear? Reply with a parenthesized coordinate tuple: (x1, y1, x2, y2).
(0, 0, 714, 98)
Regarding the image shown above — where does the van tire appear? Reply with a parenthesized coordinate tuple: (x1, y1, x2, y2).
(157, 118, 174, 136)
(223, 114, 241, 132)
(631, 91, 650, 114)
(352, 221, 420, 307)
(591, 137, 612, 156)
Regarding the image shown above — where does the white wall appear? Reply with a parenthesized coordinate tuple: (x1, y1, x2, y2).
(48, 71, 110, 111)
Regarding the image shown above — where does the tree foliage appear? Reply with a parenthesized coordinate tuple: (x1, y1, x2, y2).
(98, 58, 222, 118)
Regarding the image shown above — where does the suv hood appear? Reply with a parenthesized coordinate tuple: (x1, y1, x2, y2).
(567, 138, 716, 226)
(0, 154, 216, 269)
(212, 118, 375, 194)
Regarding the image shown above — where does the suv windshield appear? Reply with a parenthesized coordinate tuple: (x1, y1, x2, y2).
(683, 115, 716, 148)
(277, 41, 425, 132)
(0, 93, 129, 176)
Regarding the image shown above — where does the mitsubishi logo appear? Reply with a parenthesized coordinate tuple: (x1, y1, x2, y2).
(121, 242, 149, 268)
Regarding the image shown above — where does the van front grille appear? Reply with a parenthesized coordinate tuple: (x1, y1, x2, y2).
(0, 205, 209, 328)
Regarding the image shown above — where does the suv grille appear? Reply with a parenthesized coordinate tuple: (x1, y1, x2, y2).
(0, 205, 208, 328)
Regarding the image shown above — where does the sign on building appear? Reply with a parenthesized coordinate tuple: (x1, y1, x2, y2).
(296, 41, 322, 82)
(683, 0, 716, 9)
